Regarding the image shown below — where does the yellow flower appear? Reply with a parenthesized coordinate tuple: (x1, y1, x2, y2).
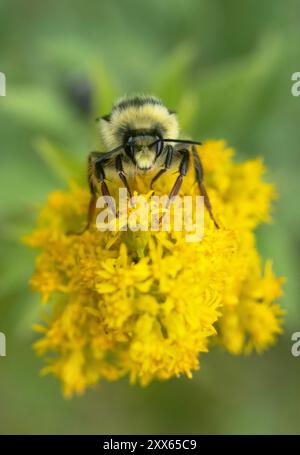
(24, 140, 284, 397)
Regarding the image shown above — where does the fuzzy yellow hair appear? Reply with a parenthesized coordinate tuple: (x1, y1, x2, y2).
(99, 95, 179, 150)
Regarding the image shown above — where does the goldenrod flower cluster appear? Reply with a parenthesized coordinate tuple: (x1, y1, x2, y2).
(25, 140, 284, 397)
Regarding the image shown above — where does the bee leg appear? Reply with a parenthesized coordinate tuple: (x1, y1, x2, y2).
(67, 179, 98, 235)
(76, 157, 114, 233)
(115, 155, 133, 198)
(159, 149, 189, 224)
(84, 152, 102, 231)
(165, 149, 189, 209)
(150, 145, 173, 188)
(192, 145, 219, 229)
(86, 181, 97, 229)
(94, 160, 116, 216)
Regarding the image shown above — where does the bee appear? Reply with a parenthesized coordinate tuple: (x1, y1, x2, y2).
(86, 95, 219, 229)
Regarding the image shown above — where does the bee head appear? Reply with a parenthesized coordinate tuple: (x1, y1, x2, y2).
(123, 130, 163, 171)
(98, 95, 179, 170)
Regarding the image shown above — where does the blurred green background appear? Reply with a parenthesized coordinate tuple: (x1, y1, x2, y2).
(0, 0, 300, 435)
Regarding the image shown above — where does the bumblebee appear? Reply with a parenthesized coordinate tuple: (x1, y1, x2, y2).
(86, 95, 219, 229)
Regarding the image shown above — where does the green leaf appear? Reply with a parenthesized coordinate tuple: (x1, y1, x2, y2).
(152, 43, 197, 108)
(1, 86, 78, 136)
(189, 34, 284, 138)
(34, 137, 83, 183)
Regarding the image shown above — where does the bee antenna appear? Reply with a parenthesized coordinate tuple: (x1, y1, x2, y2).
(150, 138, 202, 147)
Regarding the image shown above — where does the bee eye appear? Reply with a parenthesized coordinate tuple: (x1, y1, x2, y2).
(125, 136, 135, 158)
(155, 136, 163, 156)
